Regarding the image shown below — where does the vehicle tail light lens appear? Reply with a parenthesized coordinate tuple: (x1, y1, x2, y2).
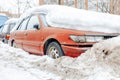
(6, 34, 10, 40)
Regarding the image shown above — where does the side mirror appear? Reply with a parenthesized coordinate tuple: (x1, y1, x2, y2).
(33, 24, 40, 30)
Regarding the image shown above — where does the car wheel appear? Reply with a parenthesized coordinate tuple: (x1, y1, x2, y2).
(46, 42, 64, 59)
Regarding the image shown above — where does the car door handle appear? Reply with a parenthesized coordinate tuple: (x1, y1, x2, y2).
(24, 33, 27, 36)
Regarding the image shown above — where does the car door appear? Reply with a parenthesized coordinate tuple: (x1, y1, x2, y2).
(14, 18, 29, 48)
(23, 15, 42, 54)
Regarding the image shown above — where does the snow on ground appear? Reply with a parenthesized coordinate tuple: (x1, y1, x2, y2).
(0, 43, 61, 80)
(0, 36, 120, 80)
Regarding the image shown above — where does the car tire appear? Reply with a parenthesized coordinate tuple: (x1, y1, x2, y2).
(46, 42, 64, 59)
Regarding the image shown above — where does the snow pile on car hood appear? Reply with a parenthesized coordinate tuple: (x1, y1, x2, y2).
(19, 5, 120, 33)
(45, 5, 120, 33)
(0, 36, 120, 80)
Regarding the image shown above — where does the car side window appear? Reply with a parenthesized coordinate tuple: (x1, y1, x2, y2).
(2, 24, 9, 33)
(18, 18, 29, 30)
(9, 23, 16, 31)
(27, 15, 40, 30)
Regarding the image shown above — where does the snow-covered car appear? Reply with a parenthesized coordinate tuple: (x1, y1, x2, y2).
(0, 18, 18, 43)
(9, 5, 118, 58)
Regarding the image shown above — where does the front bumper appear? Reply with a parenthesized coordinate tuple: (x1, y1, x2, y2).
(61, 45, 91, 57)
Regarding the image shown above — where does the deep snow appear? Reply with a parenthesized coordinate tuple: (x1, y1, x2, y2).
(0, 36, 120, 80)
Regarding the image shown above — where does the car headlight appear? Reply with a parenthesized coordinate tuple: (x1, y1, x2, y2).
(70, 35, 104, 43)
(70, 35, 85, 42)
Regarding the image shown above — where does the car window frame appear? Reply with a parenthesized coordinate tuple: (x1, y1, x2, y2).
(26, 14, 41, 30)
(17, 17, 30, 31)
(39, 13, 49, 27)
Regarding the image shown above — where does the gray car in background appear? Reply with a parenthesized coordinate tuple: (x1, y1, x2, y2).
(0, 18, 18, 43)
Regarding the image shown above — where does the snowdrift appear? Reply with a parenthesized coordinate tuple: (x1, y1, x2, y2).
(0, 36, 120, 80)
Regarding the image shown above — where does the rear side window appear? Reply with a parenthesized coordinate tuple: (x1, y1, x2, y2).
(9, 23, 16, 31)
(18, 18, 29, 30)
(27, 15, 40, 30)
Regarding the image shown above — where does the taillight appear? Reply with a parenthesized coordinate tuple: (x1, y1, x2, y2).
(6, 34, 10, 40)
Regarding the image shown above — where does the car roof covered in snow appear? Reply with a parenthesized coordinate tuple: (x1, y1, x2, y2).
(19, 5, 60, 19)
(20, 5, 120, 33)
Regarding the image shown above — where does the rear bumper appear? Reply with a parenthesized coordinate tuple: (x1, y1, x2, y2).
(61, 45, 91, 57)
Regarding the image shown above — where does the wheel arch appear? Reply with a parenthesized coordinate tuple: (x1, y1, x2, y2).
(44, 38, 61, 55)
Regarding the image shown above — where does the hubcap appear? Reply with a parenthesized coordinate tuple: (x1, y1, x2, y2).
(47, 46, 59, 59)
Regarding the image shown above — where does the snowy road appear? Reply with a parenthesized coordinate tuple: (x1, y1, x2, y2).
(0, 36, 120, 80)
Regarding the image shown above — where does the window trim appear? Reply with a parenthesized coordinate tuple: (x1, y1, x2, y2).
(26, 14, 40, 30)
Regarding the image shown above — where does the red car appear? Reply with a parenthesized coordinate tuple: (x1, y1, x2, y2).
(9, 5, 117, 58)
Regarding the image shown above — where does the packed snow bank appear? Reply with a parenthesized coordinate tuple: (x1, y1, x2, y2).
(42, 36, 120, 80)
(0, 43, 61, 80)
(0, 36, 120, 80)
